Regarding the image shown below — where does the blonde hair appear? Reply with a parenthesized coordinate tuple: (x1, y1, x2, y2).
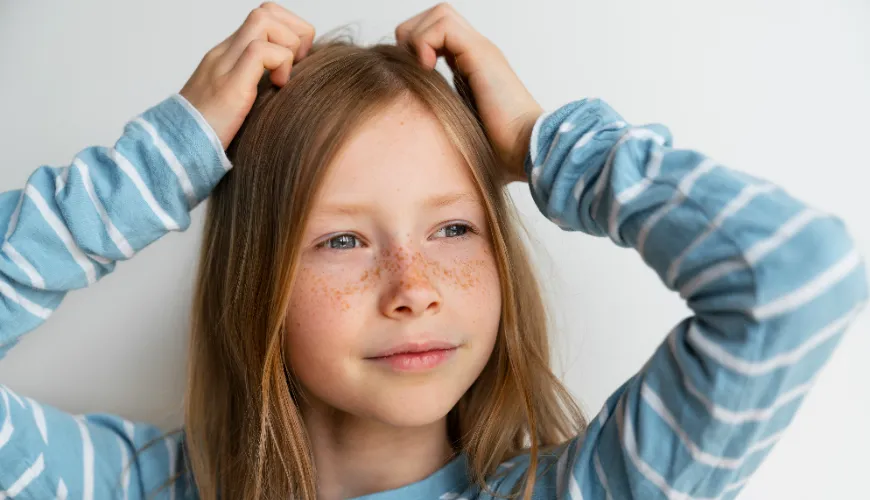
(182, 39, 585, 499)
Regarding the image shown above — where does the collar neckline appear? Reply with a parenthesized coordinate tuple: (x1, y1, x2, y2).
(348, 452, 469, 500)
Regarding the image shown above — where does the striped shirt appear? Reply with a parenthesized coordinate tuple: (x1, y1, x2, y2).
(0, 94, 866, 499)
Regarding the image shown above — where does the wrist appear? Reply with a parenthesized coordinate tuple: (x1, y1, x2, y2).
(509, 108, 543, 184)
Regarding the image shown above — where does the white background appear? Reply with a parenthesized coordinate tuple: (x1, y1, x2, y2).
(1, 1, 868, 498)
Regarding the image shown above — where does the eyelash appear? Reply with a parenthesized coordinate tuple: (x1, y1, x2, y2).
(315, 222, 479, 251)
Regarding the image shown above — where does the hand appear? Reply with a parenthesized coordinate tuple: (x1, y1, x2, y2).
(180, 2, 315, 149)
(396, 2, 542, 183)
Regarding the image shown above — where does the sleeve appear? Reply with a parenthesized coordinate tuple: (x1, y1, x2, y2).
(526, 99, 868, 499)
(0, 93, 230, 498)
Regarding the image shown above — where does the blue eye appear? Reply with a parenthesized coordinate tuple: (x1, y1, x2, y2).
(317, 234, 362, 250)
(435, 223, 475, 239)
(316, 222, 477, 251)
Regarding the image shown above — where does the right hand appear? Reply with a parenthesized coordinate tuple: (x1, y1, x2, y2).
(179, 2, 315, 149)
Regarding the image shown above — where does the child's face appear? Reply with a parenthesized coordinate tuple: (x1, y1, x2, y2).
(284, 98, 502, 427)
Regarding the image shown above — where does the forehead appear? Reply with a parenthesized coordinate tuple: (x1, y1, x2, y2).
(313, 98, 480, 209)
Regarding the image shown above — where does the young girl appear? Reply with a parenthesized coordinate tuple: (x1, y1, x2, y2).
(0, 3, 866, 499)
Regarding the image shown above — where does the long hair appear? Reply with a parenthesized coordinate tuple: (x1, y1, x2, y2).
(183, 38, 585, 499)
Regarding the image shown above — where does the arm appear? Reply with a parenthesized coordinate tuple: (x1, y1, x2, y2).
(0, 6, 315, 496)
(528, 99, 867, 499)
(0, 94, 229, 351)
(0, 94, 228, 498)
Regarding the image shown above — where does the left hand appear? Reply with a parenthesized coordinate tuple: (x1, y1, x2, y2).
(396, 3, 542, 183)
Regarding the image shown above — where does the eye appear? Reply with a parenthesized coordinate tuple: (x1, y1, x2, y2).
(433, 222, 478, 240)
(316, 233, 363, 250)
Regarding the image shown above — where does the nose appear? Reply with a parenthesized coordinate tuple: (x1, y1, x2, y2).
(379, 246, 442, 319)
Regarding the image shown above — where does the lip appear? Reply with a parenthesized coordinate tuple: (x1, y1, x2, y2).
(366, 341, 459, 372)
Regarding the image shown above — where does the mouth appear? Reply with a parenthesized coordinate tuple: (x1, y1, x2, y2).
(365, 341, 459, 372)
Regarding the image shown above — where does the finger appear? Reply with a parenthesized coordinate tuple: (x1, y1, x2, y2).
(259, 2, 316, 59)
(409, 13, 474, 71)
(228, 39, 295, 90)
(395, 3, 440, 44)
(269, 30, 301, 86)
(219, 8, 300, 74)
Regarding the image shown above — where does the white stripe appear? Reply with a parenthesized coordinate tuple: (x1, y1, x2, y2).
(554, 441, 574, 498)
(166, 437, 177, 500)
(4, 192, 25, 240)
(531, 112, 566, 188)
(637, 159, 717, 257)
(593, 451, 614, 500)
(591, 128, 668, 219)
(570, 121, 627, 155)
(641, 383, 777, 470)
(568, 471, 584, 500)
(0, 389, 13, 450)
(105, 148, 180, 231)
(609, 148, 665, 242)
(119, 436, 131, 500)
(744, 208, 824, 263)
(571, 178, 588, 205)
(618, 396, 716, 500)
(134, 117, 197, 209)
(679, 259, 745, 300)
(598, 401, 611, 426)
(2, 242, 46, 289)
(170, 94, 232, 171)
(75, 417, 95, 500)
(688, 301, 863, 376)
(753, 247, 862, 320)
(0, 453, 44, 498)
(0, 276, 54, 320)
(722, 475, 750, 494)
(56, 479, 68, 500)
(666, 183, 776, 287)
(123, 419, 135, 441)
(667, 333, 818, 424)
(24, 185, 98, 284)
(25, 397, 48, 444)
(73, 159, 136, 259)
(87, 253, 112, 266)
(55, 166, 71, 196)
(2, 386, 24, 407)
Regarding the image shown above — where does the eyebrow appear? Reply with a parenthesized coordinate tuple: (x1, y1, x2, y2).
(317, 191, 483, 217)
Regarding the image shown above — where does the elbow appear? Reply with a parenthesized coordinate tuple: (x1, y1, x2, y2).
(753, 215, 868, 322)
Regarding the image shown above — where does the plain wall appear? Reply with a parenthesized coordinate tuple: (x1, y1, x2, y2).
(1, 0, 868, 498)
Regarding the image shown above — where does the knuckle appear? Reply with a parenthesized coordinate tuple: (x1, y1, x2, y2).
(246, 7, 269, 27)
(434, 2, 453, 15)
(287, 33, 302, 49)
(245, 39, 268, 55)
(202, 48, 220, 64)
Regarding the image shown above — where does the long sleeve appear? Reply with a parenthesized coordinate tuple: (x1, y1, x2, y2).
(525, 99, 868, 499)
(0, 94, 230, 498)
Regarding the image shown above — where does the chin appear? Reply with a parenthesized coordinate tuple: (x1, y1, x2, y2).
(368, 391, 460, 428)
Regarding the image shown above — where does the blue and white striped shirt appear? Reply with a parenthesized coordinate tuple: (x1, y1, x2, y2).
(0, 94, 866, 499)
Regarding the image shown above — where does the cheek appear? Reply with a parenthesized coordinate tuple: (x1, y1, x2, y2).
(283, 265, 368, 377)
(440, 249, 501, 327)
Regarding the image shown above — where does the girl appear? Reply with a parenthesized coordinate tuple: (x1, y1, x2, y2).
(0, 3, 866, 499)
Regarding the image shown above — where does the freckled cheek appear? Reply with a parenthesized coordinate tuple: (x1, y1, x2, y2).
(285, 268, 370, 368)
(290, 264, 379, 314)
(436, 247, 501, 298)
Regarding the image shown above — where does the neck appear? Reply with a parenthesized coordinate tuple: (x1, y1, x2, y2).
(302, 400, 455, 500)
